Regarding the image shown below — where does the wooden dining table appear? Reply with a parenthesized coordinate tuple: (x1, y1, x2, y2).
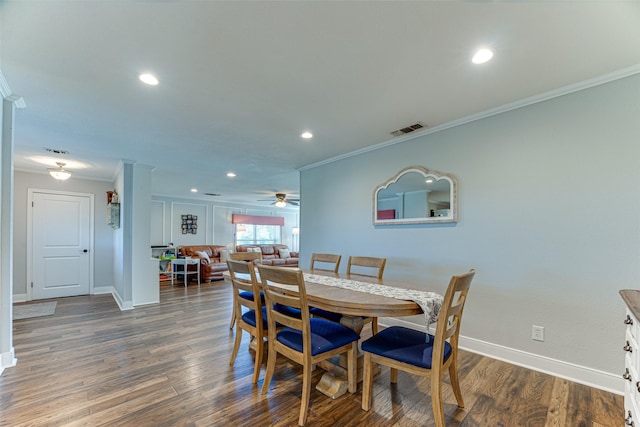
(224, 268, 427, 399)
(298, 270, 426, 398)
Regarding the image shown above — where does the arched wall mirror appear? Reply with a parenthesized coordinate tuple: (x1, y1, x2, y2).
(373, 166, 458, 225)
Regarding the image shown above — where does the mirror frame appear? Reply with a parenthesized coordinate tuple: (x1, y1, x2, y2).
(373, 166, 458, 225)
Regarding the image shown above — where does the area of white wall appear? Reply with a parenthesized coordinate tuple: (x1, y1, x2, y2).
(13, 171, 115, 299)
(300, 74, 640, 392)
(151, 195, 299, 251)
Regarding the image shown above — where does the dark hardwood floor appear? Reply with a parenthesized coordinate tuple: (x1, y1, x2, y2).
(1, 280, 622, 426)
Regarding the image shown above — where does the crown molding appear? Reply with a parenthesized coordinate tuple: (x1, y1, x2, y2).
(0, 69, 26, 109)
(299, 64, 640, 172)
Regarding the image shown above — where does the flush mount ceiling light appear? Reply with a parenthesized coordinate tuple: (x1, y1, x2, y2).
(472, 48, 494, 64)
(301, 131, 313, 139)
(48, 162, 73, 181)
(139, 73, 159, 85)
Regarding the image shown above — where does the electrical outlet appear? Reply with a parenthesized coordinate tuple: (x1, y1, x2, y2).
(532, 325, 545, 342)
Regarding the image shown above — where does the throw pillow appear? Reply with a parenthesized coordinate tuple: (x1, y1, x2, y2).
(195, 250, 210, 262)
(248, 247, 261, 253)
(219, 249, 229, 263)
(279, 248, 290, 259)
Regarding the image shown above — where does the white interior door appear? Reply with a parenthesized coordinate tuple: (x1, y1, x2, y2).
(31, 191, 91, 299)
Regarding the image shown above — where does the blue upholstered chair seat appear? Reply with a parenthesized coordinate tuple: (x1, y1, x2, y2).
(277, 318, 360, 356)
(361, 326, 452, 369)
(242, 306, 269, 330)
(273, 303, 302, 319)
(309, 307, 343, 323)
(239, 290, 265, 302)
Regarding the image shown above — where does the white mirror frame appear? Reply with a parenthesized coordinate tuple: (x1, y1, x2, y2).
(373, 166, 458, 225)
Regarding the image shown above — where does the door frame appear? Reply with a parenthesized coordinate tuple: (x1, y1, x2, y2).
(26, 188, 95, 301)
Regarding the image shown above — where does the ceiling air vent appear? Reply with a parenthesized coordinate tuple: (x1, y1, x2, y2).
(390, 122, 425, 137)
(44, 147, 70, 155)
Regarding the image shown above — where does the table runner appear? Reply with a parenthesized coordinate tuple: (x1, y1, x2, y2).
(303, 273, 443, 335)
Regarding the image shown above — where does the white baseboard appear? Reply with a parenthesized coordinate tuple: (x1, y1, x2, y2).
(13, 294, 26, 303)
(379, 317, 623, 396)
(111, 289, 133, 311)
(0, 347, 17, 376)
(92, 286, 114, 295)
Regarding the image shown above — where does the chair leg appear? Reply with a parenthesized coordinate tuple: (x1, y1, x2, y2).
(252, 335, 264, 384)
(431, 371, 446, 427)
(299, 361, 312, 426)
(229, 326, 242, 366)
(449, 361, 465, 408)
(261, 342, 277, 395)
(229, 305, 236, 330)
(361, 352, 373, 411)
(372, 317, 378, 335)
(390, 368, 398, 384)
(347, 342, 357, 393)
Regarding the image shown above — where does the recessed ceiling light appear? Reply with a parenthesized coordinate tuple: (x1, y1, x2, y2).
(301, 131, 313, 139)
(190, 188, 198, 193)
(472, 48, 493, 65)
(139, 73, 159, 85)
(227, 172, 236, 178)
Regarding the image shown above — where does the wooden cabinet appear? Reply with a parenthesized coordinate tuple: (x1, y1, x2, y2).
(620, 290, 640, 426)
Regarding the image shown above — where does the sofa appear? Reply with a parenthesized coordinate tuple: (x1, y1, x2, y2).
(235, 244, 299, 267)
(179, 245, 228, 282)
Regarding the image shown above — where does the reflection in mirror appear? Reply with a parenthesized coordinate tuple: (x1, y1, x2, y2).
(373, 166, 458, 225)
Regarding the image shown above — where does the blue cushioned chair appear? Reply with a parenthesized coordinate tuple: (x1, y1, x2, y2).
(361, 269, 475, 427)
(228, 252, 264, 329)
(257, 265, 360, 426)
(227, 259, 267, 384)
(308, 253, 344, 322)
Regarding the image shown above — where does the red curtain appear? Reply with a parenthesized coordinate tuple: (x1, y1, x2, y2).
(232, 214, 285, 226)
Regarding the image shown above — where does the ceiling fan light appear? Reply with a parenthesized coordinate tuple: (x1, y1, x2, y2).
(47, 162, 73, 181)
(275, 200, 287, 208)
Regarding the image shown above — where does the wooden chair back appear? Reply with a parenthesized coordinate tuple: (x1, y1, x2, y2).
(226, 259, 265, 384)
(346, 256, 386, 279)
(229, 251, 263, 263)
(309, 253, 341, 273)
(257, 264, 359, 425)
(257, 265, 309, 336)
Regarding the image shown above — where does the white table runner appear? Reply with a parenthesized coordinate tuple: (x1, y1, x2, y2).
(304, 273, 443, 334)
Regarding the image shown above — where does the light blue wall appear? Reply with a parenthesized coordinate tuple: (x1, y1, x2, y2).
(300, 74, 640, 381)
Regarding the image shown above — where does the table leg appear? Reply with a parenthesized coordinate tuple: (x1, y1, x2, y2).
(315, 315, 379, 399)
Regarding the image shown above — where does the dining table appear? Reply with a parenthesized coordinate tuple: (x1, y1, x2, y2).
(224, 268, 443, 399)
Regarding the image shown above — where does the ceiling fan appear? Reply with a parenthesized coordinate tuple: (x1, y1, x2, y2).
(258, 193, 300, 207)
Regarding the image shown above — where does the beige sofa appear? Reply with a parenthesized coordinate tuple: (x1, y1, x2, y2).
(235, 244, 298, 267)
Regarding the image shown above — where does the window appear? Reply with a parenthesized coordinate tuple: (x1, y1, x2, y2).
(236, 224, 281, 245)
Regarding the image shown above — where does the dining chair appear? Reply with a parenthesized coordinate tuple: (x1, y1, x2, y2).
(346, 255, 386, 279)
(309, 253, 341, 274)
(347, 256, 387, 334)
(257, 264, 360, 426)
(228, 251, 264, 329)
(227, 260, 267, 384)
(360, 269, 476, 427)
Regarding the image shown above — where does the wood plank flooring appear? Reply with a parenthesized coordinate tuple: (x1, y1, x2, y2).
(1, 280, 622, 426)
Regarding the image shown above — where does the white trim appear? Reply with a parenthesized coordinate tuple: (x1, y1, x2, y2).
(111, 289, 133, 311)
(0, 347, 17, 375)
(13, 294, 27, 303)
(0, 70, 26, 109)
(379, 317, 623, 396)
(299, 64, 640, 172)
(92, 286, 113, 295)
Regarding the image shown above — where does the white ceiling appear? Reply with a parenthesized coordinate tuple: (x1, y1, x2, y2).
(2, 1, 639, 206)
